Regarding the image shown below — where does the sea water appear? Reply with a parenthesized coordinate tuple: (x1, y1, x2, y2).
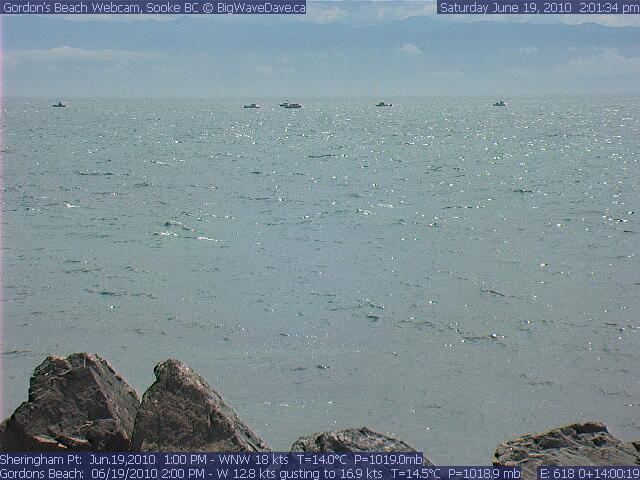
(1, 97, 639, 462)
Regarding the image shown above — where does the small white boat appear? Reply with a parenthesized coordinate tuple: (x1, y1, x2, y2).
(244, 103, 260, 109)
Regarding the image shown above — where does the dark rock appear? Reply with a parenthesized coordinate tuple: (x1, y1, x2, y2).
(291, 427, 434, 465)
(130, 359, 269, 451)
(1, 353, 140, 451)
(0, 419, 7, 450)
(494, 422, 640, 479)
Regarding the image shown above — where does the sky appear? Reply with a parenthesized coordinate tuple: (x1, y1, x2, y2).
(2, 1, 640, 97)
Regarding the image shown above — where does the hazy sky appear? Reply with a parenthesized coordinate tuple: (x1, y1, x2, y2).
(2, 1, 640, 96)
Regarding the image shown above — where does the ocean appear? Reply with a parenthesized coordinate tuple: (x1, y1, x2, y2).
(2, 96, 639, 462)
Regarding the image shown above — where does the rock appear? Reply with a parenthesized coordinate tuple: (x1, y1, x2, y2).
(130, 359, 269, 451)
(291, 427, 434, 465)
(1, 353, 140, 451)
(0, 419, 7, 451)
(494, 422, 640, 479)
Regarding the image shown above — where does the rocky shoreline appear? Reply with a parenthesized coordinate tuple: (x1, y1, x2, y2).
(1, 353, 638, 479)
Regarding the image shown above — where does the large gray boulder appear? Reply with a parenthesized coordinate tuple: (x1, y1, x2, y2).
(1, 353, 140, 451)
(130, 359, 269, 451)
(494, 422, 640, 480)
(291, 427, 434, 465)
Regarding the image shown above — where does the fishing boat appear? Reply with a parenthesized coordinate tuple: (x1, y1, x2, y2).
(284, 103, 302, 109)
(492, 100, 507, 107)
(244, 103, 260, 109)
(376, 102, 392, 107)
(52, 102, 66, 108)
